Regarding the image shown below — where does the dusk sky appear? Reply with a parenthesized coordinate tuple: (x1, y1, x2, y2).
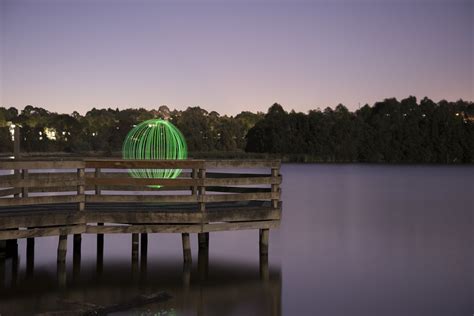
(1, 0, 472, 115)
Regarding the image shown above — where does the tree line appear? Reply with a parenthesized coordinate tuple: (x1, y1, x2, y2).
(1, 96, 473, 163)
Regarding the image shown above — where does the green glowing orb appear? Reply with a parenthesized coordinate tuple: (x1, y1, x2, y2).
(122, 119, 187, 186)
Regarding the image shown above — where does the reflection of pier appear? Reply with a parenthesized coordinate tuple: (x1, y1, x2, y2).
(0, 240, 281, 315)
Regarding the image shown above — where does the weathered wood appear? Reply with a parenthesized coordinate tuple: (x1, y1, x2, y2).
(77, 168, 85, 211)
(0, 188, 19, 197)
(259, 228, 269, 257)
(204, 176, 281, 186)
(198, 232, 209, 250)
(131, 233, 139, 262)
(202, 191, 280, 203)
(0, 160, 85, 170)
(204, 207, 281, 223)
(140, 233, 148, 258)
(199, 168, 206, 212)
(85, 210, 202, 224)
(86, 194, 198, 204)
(0, 225, 85, 240)
(271, 168, 279, 209)
(94, 168, 101, 195)
(85, 159, 205, 169)
(206, 186, 271, 193)
(0, 195, 83, 207)
(203, 220, 280, 232)
(0, 177, 83, 188)
(57, 234, 68, 263)
(73, 234, 82, 257)
(204, 160, 280, 168)
(97, 223, 104, 273)
(182, 233, 192, 263)
(26, 237, 34, 277)
(86, 224, 202, 234)
(0, 211, 84, 230)
(87, 176, 200, 187)
(21, 169, 28, 197)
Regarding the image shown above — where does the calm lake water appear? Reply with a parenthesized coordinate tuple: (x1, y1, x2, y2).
(1, 164, 473, 315)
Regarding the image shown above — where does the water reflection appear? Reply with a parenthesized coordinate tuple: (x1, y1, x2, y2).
(0, 241, 281, 315)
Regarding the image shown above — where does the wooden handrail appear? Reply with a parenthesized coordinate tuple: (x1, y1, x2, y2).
(0, 159, 282, 211)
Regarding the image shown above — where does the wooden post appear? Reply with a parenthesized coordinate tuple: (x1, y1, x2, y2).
(73, 234, 81, 266)
(182, 233, 192, 263)
(26, 237, 35, 277)
(259, 228, 269, 257)
(140, 233, 148, 257)
(95, 168, 101, 195)
(14, 125, 20, 159)
(131, 233, 139, 262)
(57, 235, 67, 263)
(198, 168, 206, 212)
(21, 169, 28, 197)
(191, 168, 198, 196)
(271, 168, 279, 209)
(96, 223, 104, 277)
(77, 167, 85, 211)
(198, 232, 209, 250)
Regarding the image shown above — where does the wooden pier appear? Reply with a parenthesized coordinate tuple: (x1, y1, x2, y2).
(0, 159, 282, 265)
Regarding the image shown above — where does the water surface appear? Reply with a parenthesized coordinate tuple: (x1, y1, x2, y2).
(1, 164, 473, 315)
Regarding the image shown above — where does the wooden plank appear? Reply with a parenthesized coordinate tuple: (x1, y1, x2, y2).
(0, 225, 86, 240)
(204, 207, 281, 222)
(0, 177, 82, 188)
(87, 177, 200, 187)
(0, 160, 84, 170)
(0, 195, 83, 206)
(204, 160, 280, 169)
(86, 194, 198, 203)
(204, 176, 281, 186)
(0, 211, 84, 230)
(85, 224, 202, 234)
(206, 186, 270, 193)
(84, 159, 205, 169)
(0, 188, 19, 197)
(85, 210, 202, 224)
(202, 192, 280, 203)
(202, 220, 280, 232)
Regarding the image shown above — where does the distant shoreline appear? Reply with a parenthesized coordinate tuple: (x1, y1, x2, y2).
(1, 151, 472, 165)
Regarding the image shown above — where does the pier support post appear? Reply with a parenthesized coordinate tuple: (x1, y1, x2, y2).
(140, 233, 148, 258)
(182, 233, 192, 263)
(26, 238, 35, 277)
(57, 235, 67, 263)
(198, 232, 209, 250)
(132, 233, 139, 261)
(73, 234, 81, 257)
(259, 229, 269, 257)
(96, 224, 104, 276)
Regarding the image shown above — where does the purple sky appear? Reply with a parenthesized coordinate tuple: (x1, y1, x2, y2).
(1, 0, 472, 115)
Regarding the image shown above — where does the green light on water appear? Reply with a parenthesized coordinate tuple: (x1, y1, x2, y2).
(122, 119, 187, 187)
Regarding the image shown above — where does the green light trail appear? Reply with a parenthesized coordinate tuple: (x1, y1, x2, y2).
(122, 119, 187, 187)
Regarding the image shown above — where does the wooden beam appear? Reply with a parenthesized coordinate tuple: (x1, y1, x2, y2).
(86, 194, 198, 204)
(204, 160, 280, 169)
(0, 195, 83, 207)
(84, 159, 205, 169)
(0, 160, 85, 170)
